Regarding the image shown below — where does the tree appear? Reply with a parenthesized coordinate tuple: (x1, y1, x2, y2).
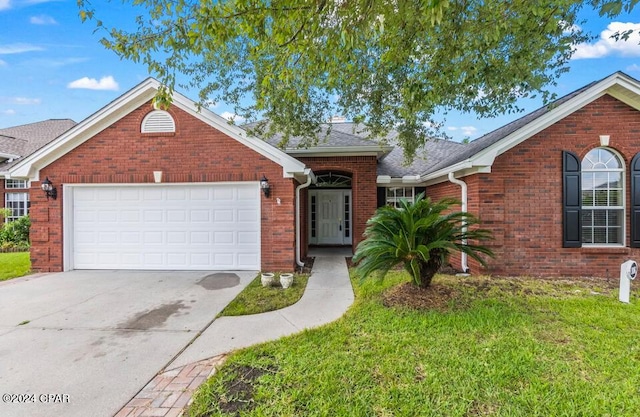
(352, 195, 493, 288)
(79, 0, 636, 161)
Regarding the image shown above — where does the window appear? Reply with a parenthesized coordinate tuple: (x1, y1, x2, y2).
(386, 187, 414, 208)
(5, 179, 28, 189)
(581, 148, 624, 245)
(5, 192, 30, 222)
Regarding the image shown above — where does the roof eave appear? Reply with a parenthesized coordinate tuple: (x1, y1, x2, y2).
(284, 145, 393, 159)
(422, 72, 640, 184)
(9, 78, 307, 180)
(9, 79, 160, 180)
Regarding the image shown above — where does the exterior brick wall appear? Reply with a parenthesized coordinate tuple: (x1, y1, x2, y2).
(297, 156, 378, 254)
(428, 94, 640, 278)
(30, 102, 297, 272)
(0, 179, 4, 219)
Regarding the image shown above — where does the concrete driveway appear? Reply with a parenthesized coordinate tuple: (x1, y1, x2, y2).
(0, 270, 254, 417)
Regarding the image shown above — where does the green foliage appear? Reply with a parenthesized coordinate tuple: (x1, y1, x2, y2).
(186, 271, 640, 417)
(0, 208, 11, 220)
(0, 216, 31, 248)
(353, 195, 493, 287)
(219, 273, 310, 317)
(0, 252, 30, 281)
(75, 0, 637, 161)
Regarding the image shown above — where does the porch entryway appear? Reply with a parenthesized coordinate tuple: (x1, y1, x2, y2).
(308, 172, 353, 246)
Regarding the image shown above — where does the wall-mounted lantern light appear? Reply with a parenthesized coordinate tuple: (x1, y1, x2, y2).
(41, 177, 57, 200)
(260, 175, 271, 198)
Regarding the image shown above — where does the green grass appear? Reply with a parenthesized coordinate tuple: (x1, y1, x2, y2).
(0, 252, 30, 281)
(188, 271, 640, 417)
(219, 273, 310, 317)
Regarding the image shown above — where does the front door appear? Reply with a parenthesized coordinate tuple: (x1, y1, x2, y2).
(310, 190, 352, 245)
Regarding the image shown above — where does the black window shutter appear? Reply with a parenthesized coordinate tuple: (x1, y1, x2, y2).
(415, 186, 426, 199)
(563, 151, 582, 248)
(377, 187, 387, 208)
(630, 153, 640, 247)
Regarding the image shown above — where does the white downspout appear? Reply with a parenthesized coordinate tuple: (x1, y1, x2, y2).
(448, 172, 469, 274)
(295, 171, 313, 268)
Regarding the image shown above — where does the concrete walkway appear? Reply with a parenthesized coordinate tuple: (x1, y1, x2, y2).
(117, 248, 353, 416)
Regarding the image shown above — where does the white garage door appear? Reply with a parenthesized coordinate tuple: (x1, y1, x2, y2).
(69, 183, 260, 270)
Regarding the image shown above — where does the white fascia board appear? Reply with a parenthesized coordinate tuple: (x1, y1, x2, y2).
(9, 78, 307, 180)
(473, 73, 640, 164)
(9, 79, 160, 179)
(402, 175, 422, 184)
(284, 145, 394, 159)
(170, 92, 307, 178)
(378, 177, 424, 186)
(377, 175, 391, 184)
(425, 73, 640, 184)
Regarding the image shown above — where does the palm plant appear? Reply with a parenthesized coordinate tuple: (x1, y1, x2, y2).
(353, 194, 494, 288)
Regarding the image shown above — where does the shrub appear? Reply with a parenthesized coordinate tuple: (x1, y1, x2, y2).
(353, 195, 494, 288)
(0, 215, 31, 248)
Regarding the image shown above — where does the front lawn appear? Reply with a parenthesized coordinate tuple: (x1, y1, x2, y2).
(0, 252, 31, 281)
(188, 272, 640, 417)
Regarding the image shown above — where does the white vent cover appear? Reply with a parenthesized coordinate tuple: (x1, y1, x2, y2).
(141, 110, 176, 133)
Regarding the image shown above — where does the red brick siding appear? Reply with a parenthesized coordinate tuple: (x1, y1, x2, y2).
(30, 102, 297, 272)
(297, 156, 378, 253)
(430, 94, 640, 278)
(0, 179, 4, 219)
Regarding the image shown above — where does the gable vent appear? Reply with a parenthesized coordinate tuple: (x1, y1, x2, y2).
(141, 110, 176, 133)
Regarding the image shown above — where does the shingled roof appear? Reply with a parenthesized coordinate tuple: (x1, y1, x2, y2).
(0, 119, 77, 169)
(420, 79, 600, 177)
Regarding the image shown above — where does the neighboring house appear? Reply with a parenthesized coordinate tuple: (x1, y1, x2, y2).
(4, 72, 640, 278)
(0, 120, 76, 222)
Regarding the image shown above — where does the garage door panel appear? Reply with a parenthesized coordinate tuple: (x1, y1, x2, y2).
(71, 184, 260, 270)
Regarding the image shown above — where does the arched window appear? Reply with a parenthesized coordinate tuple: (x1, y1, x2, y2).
(581, 148, 624, 245)
(141, 110, 175, 133)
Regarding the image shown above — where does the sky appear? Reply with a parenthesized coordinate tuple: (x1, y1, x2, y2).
(0, 1, 639, 142)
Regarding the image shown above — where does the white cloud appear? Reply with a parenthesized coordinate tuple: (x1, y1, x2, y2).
(0, 43, 44, 54)
(560, 20, 581, 35)
(0, 0, 10, 11)
(2, 109, 16, 115)
(627, 64, 640, 72)
(447, 125, 478, 136)
(30, 14, 57, 25)
(0, 59, 6, 67)
(220, 111, 245, 123)
(573, 22, 640, 59)
(13, 97, 41, 105)
(67, 76, 119, 91)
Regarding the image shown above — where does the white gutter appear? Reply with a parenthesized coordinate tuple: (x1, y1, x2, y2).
(295, 169, 314, 268)
(448, 172, 469, 273)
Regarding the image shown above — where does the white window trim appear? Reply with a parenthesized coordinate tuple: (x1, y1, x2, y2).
(386, 186, 415, 208)
(4, 192, 30, 222)
(5, 179, 29, 189)
(581, 147, 625, 247)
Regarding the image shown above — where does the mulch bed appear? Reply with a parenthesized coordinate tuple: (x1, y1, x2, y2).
(382, 275, 621, 312)
(383, 282, 462, 311)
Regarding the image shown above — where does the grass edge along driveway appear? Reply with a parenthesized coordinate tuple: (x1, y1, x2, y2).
(187, 271, 640, 417)
(0, 252, 30, 281)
